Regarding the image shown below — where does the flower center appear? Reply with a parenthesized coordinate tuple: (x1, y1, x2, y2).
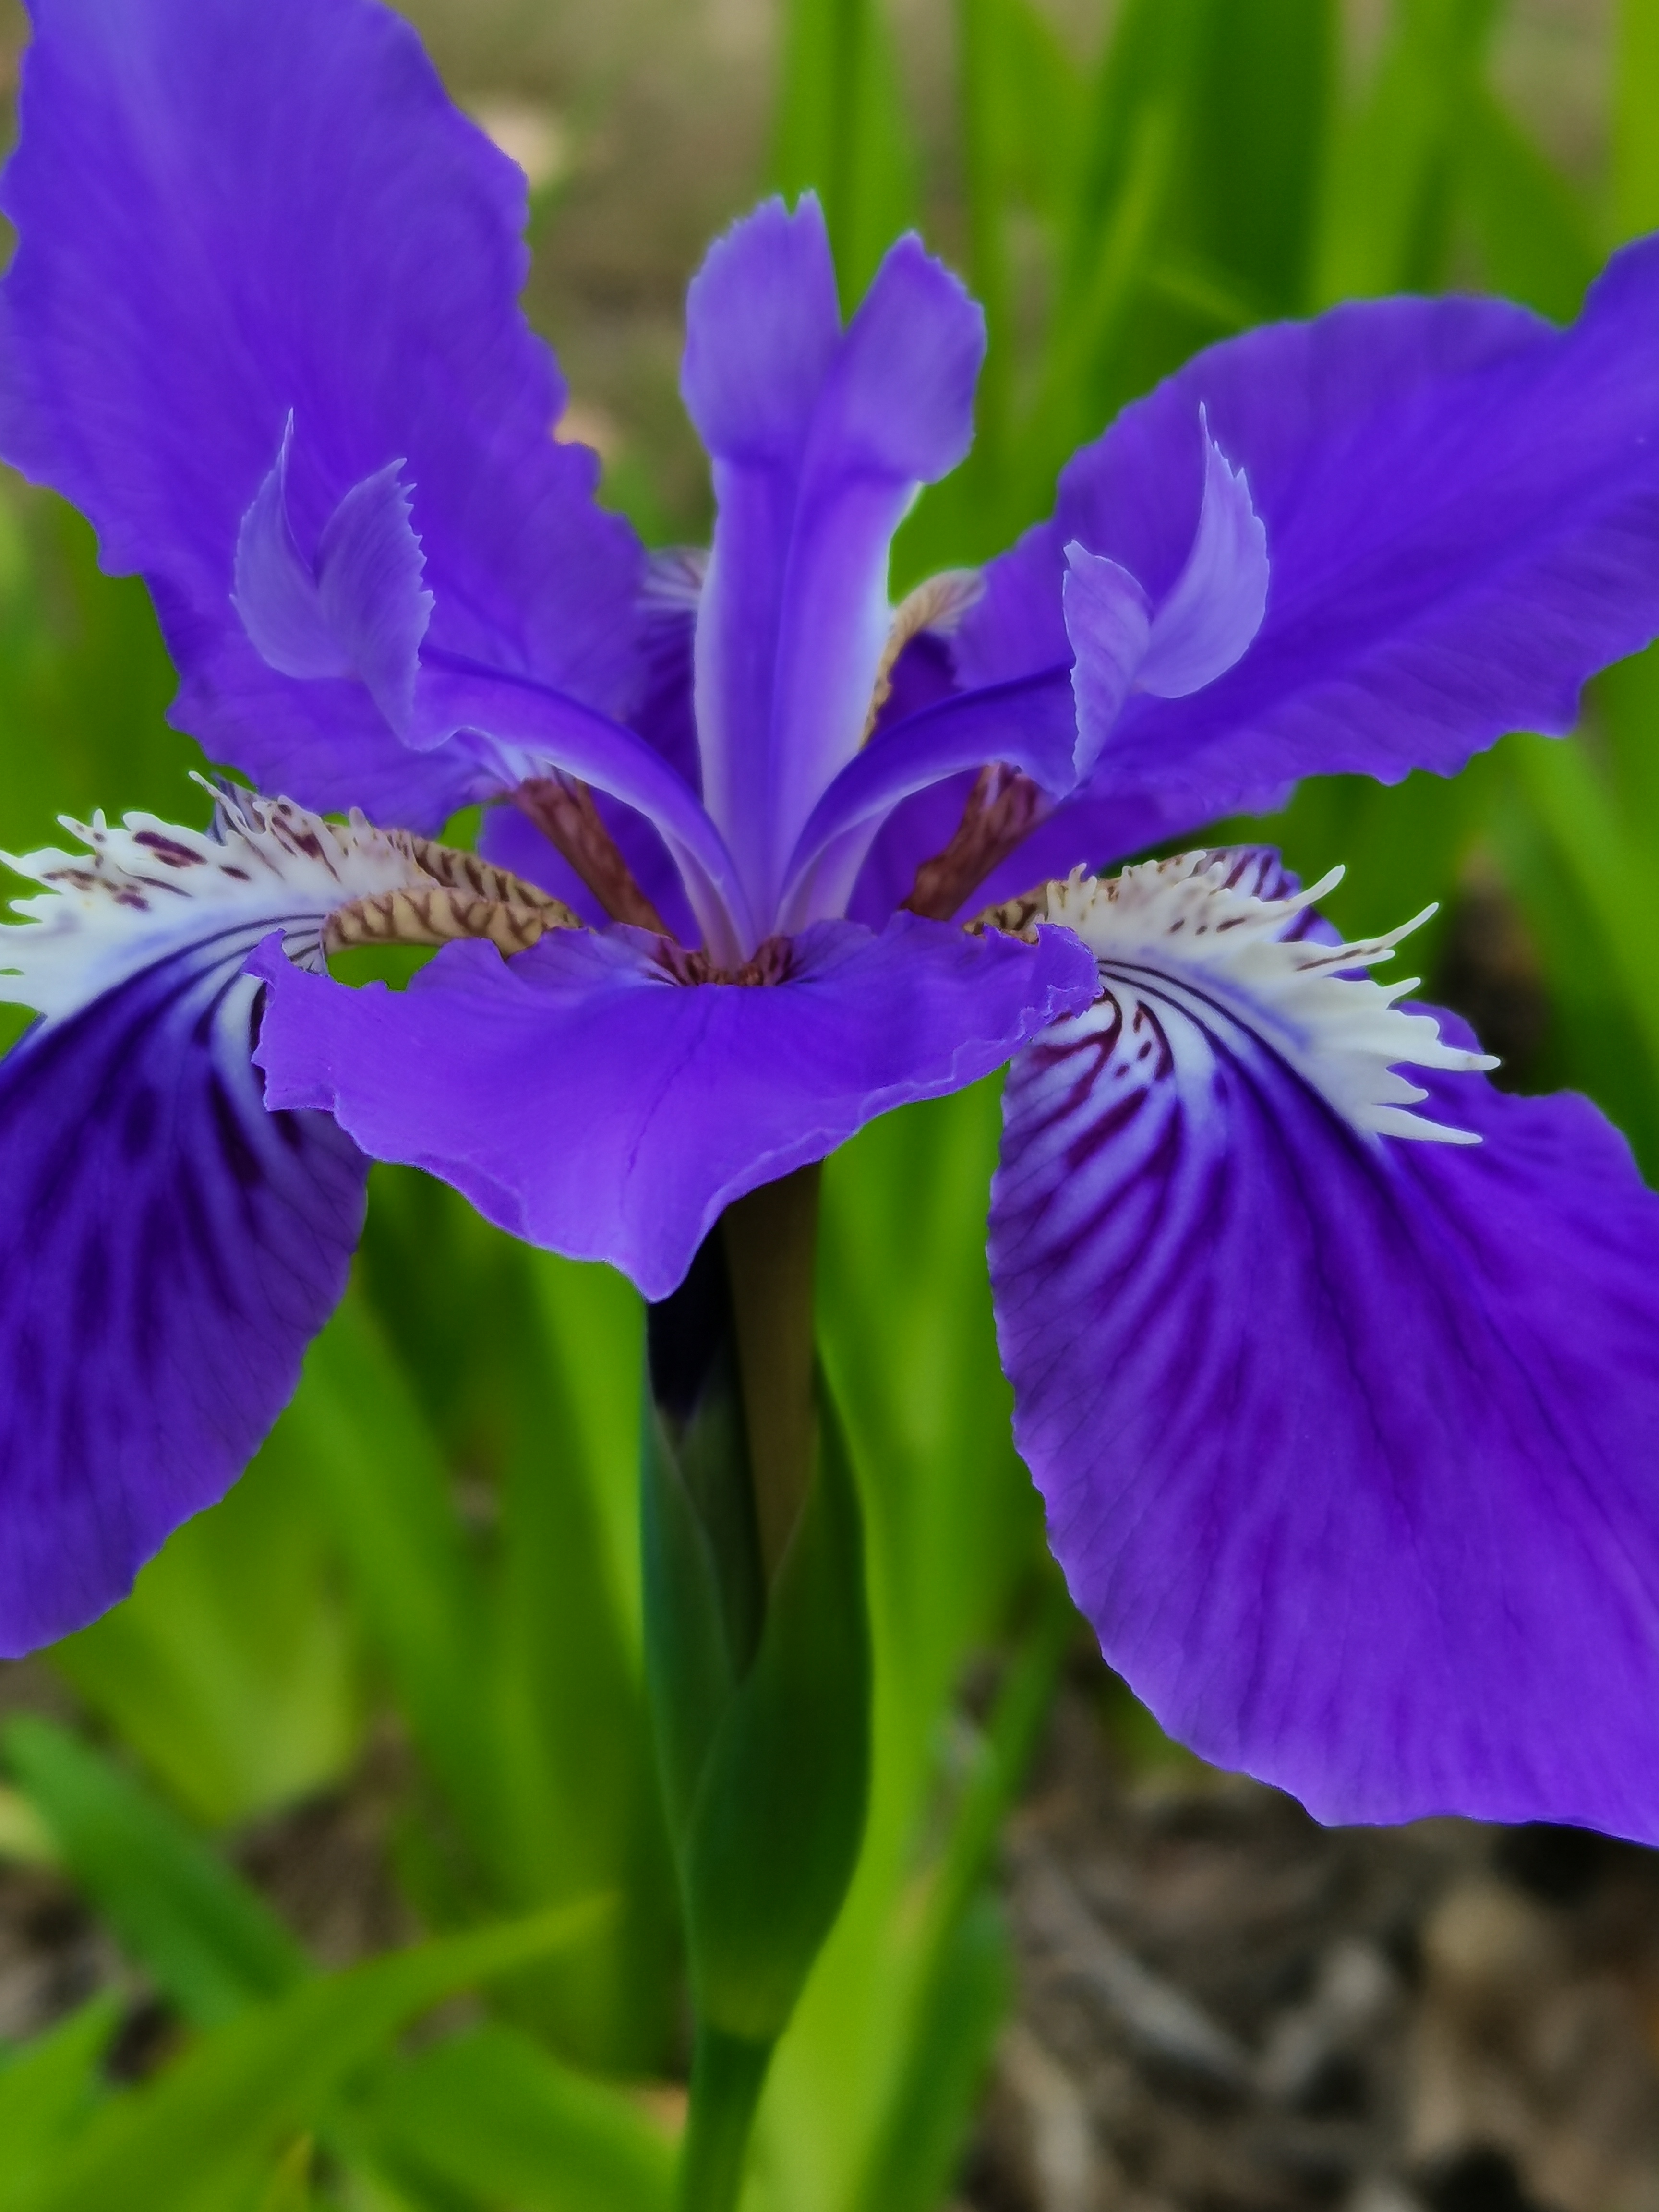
(650, 936, 796, 987)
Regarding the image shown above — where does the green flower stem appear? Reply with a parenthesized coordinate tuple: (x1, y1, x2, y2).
(646, 1164, 866, 2211)
(721, 1163, 822, 1577)
(675, 2025, 774, 2212)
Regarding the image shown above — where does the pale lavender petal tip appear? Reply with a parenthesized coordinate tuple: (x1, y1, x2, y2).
(817, 232, 986, 487)
(681, 193, 842, 462)
(232, 422, 349, 682)
(1135, 426, 1268, 699)
(313, 460, 433, 735)
(235, 424, 433, 737)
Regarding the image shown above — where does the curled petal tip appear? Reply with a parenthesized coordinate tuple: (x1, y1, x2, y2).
(1135, 426, 1268, 700)
(234, 428, 432, 737)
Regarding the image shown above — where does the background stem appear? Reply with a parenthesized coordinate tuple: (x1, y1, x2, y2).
(722, 1165, 822, 1578)
(675, 2026, 774, 2212)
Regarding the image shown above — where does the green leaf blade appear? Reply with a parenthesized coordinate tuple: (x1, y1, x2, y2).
(3, 1717, 307, 2030)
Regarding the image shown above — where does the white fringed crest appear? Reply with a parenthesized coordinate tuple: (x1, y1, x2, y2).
(0, 780, 429, 1022)
(983, 851, 1498, 1143)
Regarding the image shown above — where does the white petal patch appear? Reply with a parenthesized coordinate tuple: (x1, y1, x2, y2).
(0, 781, 447, 1024)
(641, 544, 709, 615)
(980, 849, 1497, 1144)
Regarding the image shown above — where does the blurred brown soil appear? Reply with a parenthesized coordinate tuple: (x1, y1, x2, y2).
(964, 1667, 1659, 2212)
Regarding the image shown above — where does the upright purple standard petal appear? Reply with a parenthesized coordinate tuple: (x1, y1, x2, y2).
(681, 197, 842, 467)
(681, 197, 841, 900)
(989, 855, 1659, 1839)
(684, 198, 985, 918)
(765, 240, 985, 867)
(963, 254, 1659, 854)
(0, 0, 641, 829)
(253, 914, 1098, 1301)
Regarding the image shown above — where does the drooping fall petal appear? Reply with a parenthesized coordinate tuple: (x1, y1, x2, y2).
(990, 854, 1659, 1839)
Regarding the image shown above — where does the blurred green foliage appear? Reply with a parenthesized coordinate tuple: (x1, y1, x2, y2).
(0, 0, 1655, 2204)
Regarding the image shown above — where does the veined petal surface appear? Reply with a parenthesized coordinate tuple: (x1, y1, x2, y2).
(253, 912, 1099, 1301)
(989, 854, 1659, 1838)
(0, 792, 430, 1650)
(0, 0, 641, 829)
(963, 254, 1659, 846)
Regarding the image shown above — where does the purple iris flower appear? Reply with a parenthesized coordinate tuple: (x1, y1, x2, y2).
(6, 0, 1659, 1841)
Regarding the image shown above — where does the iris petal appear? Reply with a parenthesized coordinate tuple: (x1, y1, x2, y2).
(0, 0, 641, 830)
(233, 420, 355, 685)
(0, 788, 441, 1651)
(982, 852, 1492, 1143)
(234, 421, 434, 737)
(253, 910, 1099, 1302)
(1134, 427, 1268, 700)
(1063, 550, 1151, 781)
(990, 853, 1659, 1837)
(779, 670, 1079, 928)
(963, 258, 1659, 856)
(684, 198, 985, 918)
(0, 936, 367, 1654)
